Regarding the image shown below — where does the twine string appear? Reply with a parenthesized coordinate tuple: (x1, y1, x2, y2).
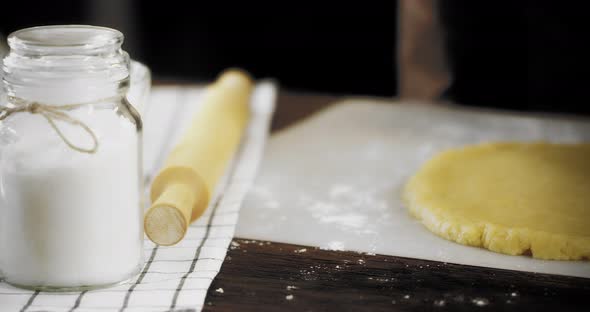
(0, 96, 120, 154)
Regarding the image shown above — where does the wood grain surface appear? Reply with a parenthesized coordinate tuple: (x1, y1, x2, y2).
(202, 90, 589, 312)
(205, 239, 590, 312)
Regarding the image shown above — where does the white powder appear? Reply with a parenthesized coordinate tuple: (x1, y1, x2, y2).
(0, 108, 143, 288)
(300, 184, 387, 240)
(230, 241, 241, 249)
(433, 299, 446, 307)
(472, 298, 489, 307)
(321, 241, 345, 251)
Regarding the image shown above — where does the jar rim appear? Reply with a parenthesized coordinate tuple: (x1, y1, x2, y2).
(2, 25, 130, 102)
(8, 25, 123, 54)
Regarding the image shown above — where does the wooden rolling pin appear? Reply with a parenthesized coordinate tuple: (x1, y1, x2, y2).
(144, 69, 253, 245)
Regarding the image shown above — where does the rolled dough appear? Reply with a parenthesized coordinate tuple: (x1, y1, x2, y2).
(404, 142, 590, 260)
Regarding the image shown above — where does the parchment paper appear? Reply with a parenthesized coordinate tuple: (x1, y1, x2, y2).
(236, 99, 590, 278)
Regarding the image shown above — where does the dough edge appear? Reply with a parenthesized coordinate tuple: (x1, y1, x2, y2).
(404, 169, 590, 261)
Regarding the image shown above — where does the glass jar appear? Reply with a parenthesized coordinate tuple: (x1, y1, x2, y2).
(0, 25, 144, 291)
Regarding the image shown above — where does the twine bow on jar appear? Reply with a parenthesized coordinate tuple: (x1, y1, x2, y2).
(0, 98, 114, 154)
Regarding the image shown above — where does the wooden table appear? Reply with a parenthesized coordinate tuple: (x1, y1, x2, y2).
(202, 91, 590, 312)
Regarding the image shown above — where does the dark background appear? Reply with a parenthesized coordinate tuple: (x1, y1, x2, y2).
(1, 1, 588, 114)
(0, 0, 396, 97)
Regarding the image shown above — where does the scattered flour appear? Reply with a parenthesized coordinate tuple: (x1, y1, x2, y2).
(321, 241, 345, 251)
(433, 299, 446, 307)
(472, 298, 489, 306)
(298, 183, 390, 239)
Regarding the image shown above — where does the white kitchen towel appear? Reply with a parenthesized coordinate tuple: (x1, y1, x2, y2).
(0, 82, 277, 312)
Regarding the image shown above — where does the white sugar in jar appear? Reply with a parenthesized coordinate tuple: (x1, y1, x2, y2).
(0, 25, 144, 291)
